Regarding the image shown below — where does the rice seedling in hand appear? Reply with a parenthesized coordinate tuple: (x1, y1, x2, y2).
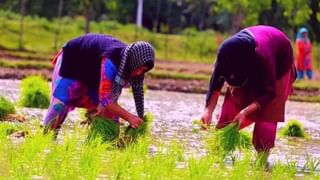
(0, 96, 15, 121)
(87, 116, 120, 143)
(216, 122, 251, 156)
(217, 123, 240, 153)
(281, 119, 306, 138)
(124, 112, 153, 144)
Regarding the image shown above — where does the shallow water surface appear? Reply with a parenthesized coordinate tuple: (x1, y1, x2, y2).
(0, 79, 319, 168)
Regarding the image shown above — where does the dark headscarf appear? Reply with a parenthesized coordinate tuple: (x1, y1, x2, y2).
(111, 41, 155, 118)
(217, 30, 256, 87)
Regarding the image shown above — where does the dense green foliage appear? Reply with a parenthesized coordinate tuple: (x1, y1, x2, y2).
(0, 12, 219, 63)
(0, 96, 15, 120)
(1, 0, 319, 41)
(19, 76, 50, 108)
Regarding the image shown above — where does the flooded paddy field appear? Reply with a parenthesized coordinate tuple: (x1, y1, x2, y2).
(1, 79, 320, 171)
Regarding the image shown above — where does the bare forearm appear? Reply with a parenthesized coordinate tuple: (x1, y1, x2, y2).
(240, 102, 260, 116)
(205, 91, 220, 114)
(105, 103, 133, 120)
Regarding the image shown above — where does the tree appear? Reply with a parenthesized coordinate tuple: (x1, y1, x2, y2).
(214, 0, 272, 33)
(277, 0, 312, 27)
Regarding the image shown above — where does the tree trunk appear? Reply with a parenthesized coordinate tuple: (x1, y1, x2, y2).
(54, 0, 64, 50)
(84, 3, 92, 34)
(136, 0, 143, 28)
(19, 0, 27, 50)
(153, 0, 161, 32)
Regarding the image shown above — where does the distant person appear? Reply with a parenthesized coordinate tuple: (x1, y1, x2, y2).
(200, 25, 296, 167)
(43, 34, 155, 135)
(296, 27, 313, 80)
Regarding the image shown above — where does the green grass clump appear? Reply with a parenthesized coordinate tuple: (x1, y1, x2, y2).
(216, 123, 251, 155)
(87, 116, 120, 143)
(19, 76, 50, 108)
(0, 96, 15, 120)
(281, 119, 306, 138)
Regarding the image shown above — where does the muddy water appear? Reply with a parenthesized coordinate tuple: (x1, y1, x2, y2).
(1, 79, 320, 168)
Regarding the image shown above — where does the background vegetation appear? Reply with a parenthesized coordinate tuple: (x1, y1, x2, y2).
(0, 0, 319, 65)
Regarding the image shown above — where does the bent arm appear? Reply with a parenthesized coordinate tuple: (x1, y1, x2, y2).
(105, 102, 135, 121)
(205, 90, 220, 114)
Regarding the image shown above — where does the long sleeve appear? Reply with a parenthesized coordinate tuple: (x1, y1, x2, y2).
(205, 60, 225, 106)
(99, 57, 118, 107)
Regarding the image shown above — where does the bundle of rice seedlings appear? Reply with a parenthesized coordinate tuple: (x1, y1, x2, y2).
(216, 122, 251, 155)
(19, 76, 50, 108)
(87, 116, 120, 143)
(0, 96, 15, 121)
(281, 119, 306, 138)
(217, 123, 240, 153)
(123, 112, 153, 144)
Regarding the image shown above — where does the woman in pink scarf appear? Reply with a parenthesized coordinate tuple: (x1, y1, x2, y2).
(201, 25, 296, 167)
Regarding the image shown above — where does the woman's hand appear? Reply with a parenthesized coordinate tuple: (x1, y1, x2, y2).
(233, 102, 259, 129)
(200, 110, 212, 130)
(94, 102, 143, 128)
(233, 110, 248, 127)
(93, 103, 105, 117)
(127, 115, 143, 128)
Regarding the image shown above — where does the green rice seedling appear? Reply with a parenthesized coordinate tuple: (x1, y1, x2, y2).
(231, 151, 253, 179)
(87, 116, 120, 143)
(44, 131, 79, 179)
(281, 119, 306, 138)
(239, 131, 252, 149)
(188, 155, 214, 180)
(254, 151, 270, 170)
(145, 142, 179, 178)
(302, 157, 320, 175)
(0, 96, 15, 120)
(79, 138, 108, 179)
(7, 128, 53, 178)
(191, 119, 202, 133)
(123, 112, 153, 144)
(4, 123, 24, 136)
(217, 123, 240, 153)
(216, 123, 252, 156)
(271, 161, 287, 180)
(19, 76, 50, 108)
(284, 161, 298, 178)
(169, 140, 185, 162)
